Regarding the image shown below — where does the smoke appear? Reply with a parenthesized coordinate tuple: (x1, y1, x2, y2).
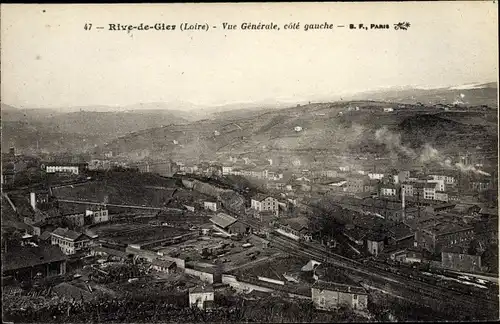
(375, 127, 416, 158)
(375, 127, 491, 177)
(419, 144, 440, 164)
(455, 162, 491, 176)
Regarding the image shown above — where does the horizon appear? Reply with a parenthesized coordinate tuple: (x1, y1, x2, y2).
(1, 3, 498, 110)
(1, 79, 497, 111)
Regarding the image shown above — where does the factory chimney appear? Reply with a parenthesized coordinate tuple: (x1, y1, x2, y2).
(401, 188, 405, 221)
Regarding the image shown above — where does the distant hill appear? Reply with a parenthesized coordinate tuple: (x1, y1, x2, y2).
(348, 82, 498, 108)
(99, 100, 497, 164)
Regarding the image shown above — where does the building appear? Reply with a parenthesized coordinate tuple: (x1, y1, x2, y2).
(89, 208, 109, 224)
(380, 185, 397, 197)
(401, 182, 414, 197)
(276, 217, 311, 241)
(434, 191, 449, 202)
(250, 194, 279, 216)
(51, 227, 92, 255)
(383, 107, 394, 112)
(203, 201, 218, 212)
(45, 163, 88, 175)
(311, 266, 368, 311)
(429, 173, 456, 186)
(414, 219, 474, 254)
(345, 177, 365, 194)
(209, 213, 249, 236)
(222, 166, 233, 176)
(366, 233, 385, 256)
(441, 246, 482, 273)
(29, 191, 50, 211)
(368, 172, 384, 180)
(2, 241, 67, 281)
(150, 259, 177, 273)
(423, 183, 436, 200)
(189, 285, 214, 310)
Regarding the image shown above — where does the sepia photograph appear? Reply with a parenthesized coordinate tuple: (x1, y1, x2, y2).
(1, 2, 498, 323)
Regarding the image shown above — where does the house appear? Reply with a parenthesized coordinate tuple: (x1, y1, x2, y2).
(383, 107, 394, 112)
(276, 217, 311, 241)
(380, 185, 397, 197)
(388, 247, 426, 264)
(401, 182, 414, 197)
(311, 266, 368, 311)
(210, 213, 249, 236)
(222, 166, 233, 176)
(189, 285, 215, 310)
(2, 241, 67, 281)
(250, 194, 279, 216)
(434, 191, 449, 202)
(368, 172, 384, 180)
(203, 201, 218, 212)
(441, 246, 482, 273)
(366, 233, 385, 256)
(151, 259, 177, 273)
(90, 208, 109, 224)
(51, 227, 92, 255)
(429, 173, 456, 186)
(345, 177, 365, 193)
(423, 183, 436, 200)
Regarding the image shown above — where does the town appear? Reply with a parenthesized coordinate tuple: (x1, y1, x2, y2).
(2, 3, 498, 322)
(2, 124, 498, 322)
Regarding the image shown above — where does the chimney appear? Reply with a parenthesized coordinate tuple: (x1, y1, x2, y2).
(401, 189, 405, 220)
(30, 192, 37, 211)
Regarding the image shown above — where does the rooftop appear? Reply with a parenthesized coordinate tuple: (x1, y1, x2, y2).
(251, 193, 274, 202)
(189, 285, 214, 294)
(2, 242, 67, 272)
(210, 213, 237, 229)
(52, 227, 88, 241)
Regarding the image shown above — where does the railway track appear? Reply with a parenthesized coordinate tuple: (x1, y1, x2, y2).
(269, 234, 498, 317)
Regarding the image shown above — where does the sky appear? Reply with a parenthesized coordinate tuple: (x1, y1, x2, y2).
(1, 2, 498, 109)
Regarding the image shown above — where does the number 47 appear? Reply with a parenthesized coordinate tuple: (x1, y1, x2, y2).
(84, 23, 92, 30)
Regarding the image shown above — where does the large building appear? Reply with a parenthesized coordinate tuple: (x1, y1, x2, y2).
(2, 240, 67, 281)
(311, 265, 368, 311)
(45, 163, 88, 175)
(441, 246, 482, 273)
(51, 227, 92, 255)
(189, 285, 214, 310)
(414, 218, 474, 254)
(250, 194, 279, 216)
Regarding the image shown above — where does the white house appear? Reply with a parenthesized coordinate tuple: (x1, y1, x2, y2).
(251, 194, 279, 216)
(368, 173, 384, 180)
(383, 107, 394, 112)
(46, 165, 80, 175)
(380, 187, 397, 196)
(51, 228, 91, 255)
(294, 126, 303, 132)
(222, 166, 233, 175)
(204, 202, 218, 212)
(189, 285, 214, 310)
(86, 208, 109, 224)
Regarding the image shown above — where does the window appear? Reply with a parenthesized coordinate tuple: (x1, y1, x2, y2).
(353, 294, 357, 300)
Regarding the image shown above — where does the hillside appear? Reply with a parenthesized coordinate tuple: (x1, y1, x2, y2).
(1, 121, 104, 154)
(99, 100, 497, 167)
(1, 105, 190, 153)
(348, 82, 498, 108)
